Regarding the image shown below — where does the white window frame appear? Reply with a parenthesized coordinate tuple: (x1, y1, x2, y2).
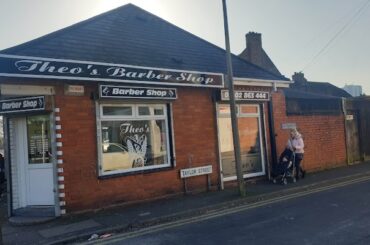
(97, 103, 171, 176)
(216, 103, 266, 182)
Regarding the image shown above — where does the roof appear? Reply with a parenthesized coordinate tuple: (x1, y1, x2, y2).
(283, 88, 343, 100)
(0, 4, 288, 83)
(291, 81, 351, 98)
(290, 72, 351, 98)
(239, 48, 282, 76)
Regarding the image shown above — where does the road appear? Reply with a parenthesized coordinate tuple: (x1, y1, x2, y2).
(95, 179, 370, 245)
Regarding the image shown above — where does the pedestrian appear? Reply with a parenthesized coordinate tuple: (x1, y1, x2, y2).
(287, 129, 306, 180)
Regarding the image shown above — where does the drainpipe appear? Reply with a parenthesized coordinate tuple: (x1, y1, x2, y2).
(273, 82, 277, 92)
(268, 94, 278, 172)
(342, 98, 350, 165)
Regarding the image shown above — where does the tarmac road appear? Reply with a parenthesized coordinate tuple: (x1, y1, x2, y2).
(96, 179, 370, 245)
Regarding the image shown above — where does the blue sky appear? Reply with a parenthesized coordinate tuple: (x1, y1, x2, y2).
(1, 0, 369, 93)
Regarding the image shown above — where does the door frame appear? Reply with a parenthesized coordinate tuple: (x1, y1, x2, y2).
(15, 117, 28, 207)
(7, 112, 59, 215)
(216, 103, 267, 186)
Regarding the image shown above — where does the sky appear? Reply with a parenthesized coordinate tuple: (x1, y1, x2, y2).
(1, 0, 369, 94)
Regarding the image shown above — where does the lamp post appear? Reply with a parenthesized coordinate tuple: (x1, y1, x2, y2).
(222, 0, 246, 197)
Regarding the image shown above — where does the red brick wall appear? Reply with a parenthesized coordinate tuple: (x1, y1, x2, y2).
(272, 91, 347, 171)
(55, 85, 219, 212)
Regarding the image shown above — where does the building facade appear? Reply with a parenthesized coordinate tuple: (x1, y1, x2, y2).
(0, 4, 291, 217)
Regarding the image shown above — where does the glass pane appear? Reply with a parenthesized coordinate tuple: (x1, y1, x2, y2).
(138, 106, 150, 116)
(218, 115, 263, 178)
(238, 117, 262, 174)
(219, 105, 231, 115)
(27, 115, 52, 164)
(101, 119, 168, 172)
(153, 107, 164, 116)
(218, 117, 235, 178)
(103, 106, 132, 116)
(240, 105, 258, 114)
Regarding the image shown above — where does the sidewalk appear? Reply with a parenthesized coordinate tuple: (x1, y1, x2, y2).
(2, 162, 370, 245)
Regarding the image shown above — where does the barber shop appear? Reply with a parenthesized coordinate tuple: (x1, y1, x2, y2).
(0, 4, 289, 218)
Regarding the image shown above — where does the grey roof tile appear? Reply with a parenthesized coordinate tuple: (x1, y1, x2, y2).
(1, 4, 288, 82)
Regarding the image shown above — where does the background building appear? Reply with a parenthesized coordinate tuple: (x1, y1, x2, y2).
(343, 84, 363, 97)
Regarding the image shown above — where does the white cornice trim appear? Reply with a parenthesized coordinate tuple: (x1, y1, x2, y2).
(234, 77, 291, 88)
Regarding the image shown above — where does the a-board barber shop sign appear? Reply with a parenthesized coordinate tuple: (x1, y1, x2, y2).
(0, 96, 45, 114)
(100, 85, 177, 99)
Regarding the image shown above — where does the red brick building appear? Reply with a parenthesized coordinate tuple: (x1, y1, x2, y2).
(239, 32, 348, 172)
(0, 4, 289, 217)
(0, 4, 346, 219)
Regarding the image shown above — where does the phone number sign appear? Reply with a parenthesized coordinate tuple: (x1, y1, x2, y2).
(221, 90, 270, 101)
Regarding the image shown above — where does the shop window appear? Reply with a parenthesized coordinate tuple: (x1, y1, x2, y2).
(239, 105, 258, 115)
(27, 115, 52, 164)
(102, 106, 133, 117)
(217, 104, 265, 180)
(98, 104, 171, 175)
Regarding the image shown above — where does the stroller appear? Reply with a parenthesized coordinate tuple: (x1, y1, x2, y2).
(272, 148, 296, 185)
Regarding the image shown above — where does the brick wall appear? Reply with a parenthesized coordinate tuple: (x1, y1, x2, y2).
(54, 85, 219, 212)
(272, 91, 347, 171)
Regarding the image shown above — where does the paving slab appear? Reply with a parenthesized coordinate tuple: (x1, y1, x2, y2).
(39, 219, 102, 238)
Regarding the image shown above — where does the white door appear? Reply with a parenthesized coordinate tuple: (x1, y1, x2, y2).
(15, 115, 55, 206)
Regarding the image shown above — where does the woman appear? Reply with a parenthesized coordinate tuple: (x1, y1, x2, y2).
(287, 129, 306, 179)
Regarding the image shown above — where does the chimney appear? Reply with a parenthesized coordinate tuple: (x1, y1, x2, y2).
(246, 32, 263, 67)
(292, 72, 307, 86)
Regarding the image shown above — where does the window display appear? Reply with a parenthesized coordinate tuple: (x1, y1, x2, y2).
(98, 104, 171, 175)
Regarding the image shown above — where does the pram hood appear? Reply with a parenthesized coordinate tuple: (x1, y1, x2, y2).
(279, 148, 294, 163)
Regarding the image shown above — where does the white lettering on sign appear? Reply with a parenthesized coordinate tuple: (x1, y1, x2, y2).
(23, 100, 37, 108)
(0, 96, 45, 114)
(101, 85, 177, 99)
(221, 90, 269, 101)
(180, 165, 213, 178)
(112, 88, 145, 96)
(146, 89, 167, 97)
(2, 102, 22, 110)
(1, 55, 224, 87)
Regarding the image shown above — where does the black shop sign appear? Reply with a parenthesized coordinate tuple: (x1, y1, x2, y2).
(220, 90, 270, 101)
(0, 54, 224, 88)
(0, 96, 45, 114)
(100, 85, 177, 99)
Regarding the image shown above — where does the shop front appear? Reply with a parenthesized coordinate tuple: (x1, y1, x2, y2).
(0, 54, 227, 215)
(0, 95, 59, 216)
(0, 4, 291, 215)
(216, 89, 271, 185)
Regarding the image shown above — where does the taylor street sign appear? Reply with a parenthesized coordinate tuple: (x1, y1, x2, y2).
(180, 165, 213, 178)
(0, 54, 224, 88)
(220, 90, 270, 101)
(0, 96, 45, 114)
(100, 85, 177, 99)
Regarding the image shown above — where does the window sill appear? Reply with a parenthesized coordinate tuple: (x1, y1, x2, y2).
(97, 165, 175, 179)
